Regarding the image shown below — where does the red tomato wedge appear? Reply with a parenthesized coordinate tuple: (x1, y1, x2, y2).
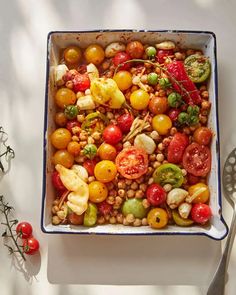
(167, 133, 189, 164)
(183, 143, 211, 176)
(115, 147, 148, 179)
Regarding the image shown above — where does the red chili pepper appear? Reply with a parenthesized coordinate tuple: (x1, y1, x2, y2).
(166, 61, 201, 105)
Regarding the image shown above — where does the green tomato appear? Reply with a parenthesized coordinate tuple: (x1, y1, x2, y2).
(153, 163, 184, 188)
(189, 115, 199, 126)
(184, 54, 211, 83)
(168, 92, 182, 108)
(187, 105, 199, 116)
(83, 144, 97, 159)
(159, 77, 171, 89)
(178, 112, 189, 124)
(145, 46, 157, 58)
(122, 199, 148, 219)
(83, 203, 97, 227)
(147, 73, 158, 85)
(64, 105, 78, 120)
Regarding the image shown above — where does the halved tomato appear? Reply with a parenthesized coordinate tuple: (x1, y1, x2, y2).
(183, 143, 211, 176)
(115, 147, 148, 179)
(167, 132, 189, 164)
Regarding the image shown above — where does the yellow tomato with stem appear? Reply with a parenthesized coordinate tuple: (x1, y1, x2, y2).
(147, 208, 168, 229)
(67, 141, 81, 156)
(188, 183, 210, 204)
(55, 88, 76, 109)
(130, 89, 150, 110)
(88, 181, 108, 203)
(51, 128, 72, 149)
(64, 46, 82, 64)
(84, 44, 105, 65)
(152, 114, 172, 135)
(94, 160, 117, 183)
(113, 71, 132, 91)
(52, 150, 74, 168)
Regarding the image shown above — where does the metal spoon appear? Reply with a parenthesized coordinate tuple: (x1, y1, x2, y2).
(207, 148, 236, 295)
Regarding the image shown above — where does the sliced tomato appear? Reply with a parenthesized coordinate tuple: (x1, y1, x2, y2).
(167, 133, 189, 164)
(115, 147, 148, 179)
(183, 143, 211, 176)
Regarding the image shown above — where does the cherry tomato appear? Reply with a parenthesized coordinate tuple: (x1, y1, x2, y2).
(146, 184, 167, 206)
(98, 143, 117, 160)
(88, 181, 108, 203)
(188, 174, 200, 185)
(167, 132, 189, 164)
(97, 201, 112, 216)
(103, 125, 123, 145)
(66, 120, 81, 134)
(51, 128, 72, 149)
(16, 222, 33, 239)
(147, 208, 168, 229)
(168, 108, 181, 122)
(52, 150, 74, 168)
(67, 141, 81, 156)
(112, 52, 131, 70)
(23, 237, 39, 255)
(51, 171, 66, 191)
(157, 49, 174, 64)
(153, 163, 184, 188)
(191, 203, 212, 224)
(193, 127, 212, 146)
(113, 70, 132, 91)
(183, 143, 211, 176)
(55, 112, 68, 127)
(148, 96, 168, 115)
(152, 114, 172, 135)
(64, 46, 82, 64)
(73, 73, 90, 92)
(130, 89, 150, 110)
(55, 88, 76, 109)
(117, 113, 134, 133)
(94, 160, 117, 183)
(84, 44, 105, 65)
(126, 41, 144, 58)
(188, 183, 210, 204)
(68, 212, 84, 225)
(115, 147, 148, 179)
(83, 159, 97, 176)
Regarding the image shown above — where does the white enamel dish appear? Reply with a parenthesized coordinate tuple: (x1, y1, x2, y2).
(41, 30, 228, 240)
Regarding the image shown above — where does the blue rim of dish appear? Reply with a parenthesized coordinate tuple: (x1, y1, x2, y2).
(41, 30, 228, 240)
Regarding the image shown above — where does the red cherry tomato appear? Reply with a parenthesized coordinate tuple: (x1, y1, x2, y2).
(188, 174, 200, 185)
(112, 52, 131, 70)
(66, 120, 81, 133)
(167, 133, 189, 164)
(191, 203, 212, 224)
(146, 184, 167, 206)
(97, 201, 112, 216)
(183, 143, 211, 176)
(51, 171, 66, 191)
(168, 108, 181, 122)
(23, 237, 40, 255)
(16, 222, 33, 239)
(157, 49, 174, 64)
(103, 125, 123, 145)
(83, 159, 97, 176)
(117, 113, 134, 133)
(72, 73, 90, 92)
(115, 147, 148, 179)
(193, 127, 212, 146)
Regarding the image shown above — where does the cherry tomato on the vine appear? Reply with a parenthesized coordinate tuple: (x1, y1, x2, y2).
(112, 52, 131, 70)
(23, 237, 40, 255)
(16, 222, 33, 239)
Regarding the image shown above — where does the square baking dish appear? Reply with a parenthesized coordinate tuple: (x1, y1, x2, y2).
(42, 30, 228, 240)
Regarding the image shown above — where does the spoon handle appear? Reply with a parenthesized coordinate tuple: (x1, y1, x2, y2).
(207, 209, 236, 295)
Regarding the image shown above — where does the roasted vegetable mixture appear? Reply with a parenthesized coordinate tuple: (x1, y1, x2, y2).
(50, 39, 213, 229)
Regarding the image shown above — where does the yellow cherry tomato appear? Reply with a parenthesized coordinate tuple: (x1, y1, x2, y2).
(130, 89, 150, 110)
(55, 88, 76, 109)
(84, 44, 105, 65)
(51, 128, 72, 149)
(52, 150, 74, 168)
(64, 46, 82, 64)
(88, 181, 108, 203)
(113, 71, 132, 91)
(147, 208, 168, 229)
(98, 143, 117, 161)
(94, 160, 117, 183)
(54, 112, 68, 127)
(188, 183, 210, 204)
(67, 141, 81, 156)
(152, 114, 172, 135)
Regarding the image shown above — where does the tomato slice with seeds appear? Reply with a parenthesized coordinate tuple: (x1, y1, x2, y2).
(167, 132, 189, 164)
(115, 147, 148, 179)
(183, 143, 211, 177)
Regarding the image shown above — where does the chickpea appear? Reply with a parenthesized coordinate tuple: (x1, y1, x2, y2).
(52, 215, 61, 225)
(52, 205, 59, 214)
(77, 114, 85, 123)
(123, 218, 129, 226)
(126, 213, 135, 223)
(118, 189, 126, 198)
(107, 196, 115, 205)
(183, 127, 191, 135)
(135, 190, 144, 198)
(71, 135, 79, 142)
(201, 91, 209, 99)
(174, 52, 186, 60)
(201, 100, 211, 110)
(79, 133, 88, 141)
(92, 131, 101, 141)
(104, 214, 110, 221)
(118, 180, 126, 189)
(139, 183, 147, 192)
(123, 141, 132, 148)
(131, 182, 139, 190)
(97, 216, 105, 224)
(88, 176, 95, 183)
(147, 167, 154, 176)
(136, 176, 144, 184)
(140, 74, 148, 83)
(87, 136, 95, 144)
(200, 85, 207, 92)
(127, 189, 135, 198)
(158, 89, 166, 97)
(115, 196, 123, 206)
(163, 137, 171, 147)
(199, 114, 208, 124)
(156, 153, 164, 162)
(106, 112, 114, 120)
(186, 49, 195, 56)
(125, 179, 132, 186)
(133, 218, 142, 227)
(53, 199, 60, 206)
(76, 91, 84, 99)
(181, 169, 187, 176)
(170, 127, 177, 136)
(163, 184, 172, 192)
(80, 141, 87, 148)
(141, 218, 148, 226)
(148, 177, 154, 185)
(116, 213, 124, 224)
(109, 216, 117, 224)
(149, 154, 156, 162)
(152, 161, 161, 169)
(142, 199, 150, 209)
(109, 189, 117, 197)
(158, 143, 165, 151)
(132, 76, 140, 85)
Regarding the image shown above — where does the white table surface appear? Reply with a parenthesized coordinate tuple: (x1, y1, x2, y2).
(1, 0, 236, 294)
